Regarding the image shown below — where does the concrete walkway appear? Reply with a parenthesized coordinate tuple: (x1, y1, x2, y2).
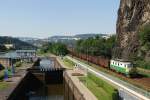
(0, 63, 33, 100)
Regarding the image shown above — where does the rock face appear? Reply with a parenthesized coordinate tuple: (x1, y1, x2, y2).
(114, 0, 150, 60)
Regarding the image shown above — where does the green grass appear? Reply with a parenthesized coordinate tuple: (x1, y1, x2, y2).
(0, 70, 4, 80)
(137, 68, 150, 78)
(15, 61, 22, 67)
(73, 56, 150, 91)
(0, 82, 9, 90)
(62, 57, 75, 69)
(0, 74, 4, 80)
(79, 73, 119, 100)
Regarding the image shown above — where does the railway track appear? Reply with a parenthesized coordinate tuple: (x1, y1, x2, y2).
(66, 56, 150, 100)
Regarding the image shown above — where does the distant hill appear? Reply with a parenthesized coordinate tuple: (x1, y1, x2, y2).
(0, 36, 36, 50)
(74, 33, 108, 39)
(14, 33, 111, 48)
(45, 33, 111, 47)
(47, 33, 109, 42)
(17, 37, 39, 42)
(17, 37, 47, 47)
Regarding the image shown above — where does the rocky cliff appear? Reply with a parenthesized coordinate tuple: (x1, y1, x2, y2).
(114, 0, 150, 61)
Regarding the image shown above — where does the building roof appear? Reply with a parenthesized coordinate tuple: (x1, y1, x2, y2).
(0, 51, 20, 59)
(16, 50, 36, 52)
(111, 59, 132, 63)
(0, 49, 36, 59)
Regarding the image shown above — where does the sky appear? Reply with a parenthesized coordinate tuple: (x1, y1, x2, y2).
(0, 0, 120, 38)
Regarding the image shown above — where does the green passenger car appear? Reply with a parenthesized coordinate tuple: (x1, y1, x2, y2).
(110, 59, 134, 76)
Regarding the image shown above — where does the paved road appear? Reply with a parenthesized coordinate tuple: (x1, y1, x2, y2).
(66, 56, 150, 100)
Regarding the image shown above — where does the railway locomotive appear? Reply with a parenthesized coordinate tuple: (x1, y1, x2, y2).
(110, 59, 136, 76)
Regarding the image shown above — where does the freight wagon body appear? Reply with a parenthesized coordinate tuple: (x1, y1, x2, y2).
(69, 49, 136, 77)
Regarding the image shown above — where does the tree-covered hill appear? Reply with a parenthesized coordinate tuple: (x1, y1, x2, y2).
(0, 36, 36, 50)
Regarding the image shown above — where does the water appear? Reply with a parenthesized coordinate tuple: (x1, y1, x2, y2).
(28, 84, 64, 100)
(27, 58, 64, 100)
(11, 58, 64, 100)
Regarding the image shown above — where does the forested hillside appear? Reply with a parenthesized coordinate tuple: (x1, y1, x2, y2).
(75, 35, 116, 58)
(0, 36, 36, 50)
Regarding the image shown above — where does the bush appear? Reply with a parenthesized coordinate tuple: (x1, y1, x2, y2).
(135, 60, 150, 70)
(0, 75, 4, 80)
(139, 24, 150, 49)
(15, 62, 22, 67)
(0, 64, 4, 70)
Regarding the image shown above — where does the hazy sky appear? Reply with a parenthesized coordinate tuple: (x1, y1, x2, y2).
(0, 0, 119, 38)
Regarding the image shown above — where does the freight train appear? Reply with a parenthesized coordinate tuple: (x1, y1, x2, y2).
(69, 50, 136, 77)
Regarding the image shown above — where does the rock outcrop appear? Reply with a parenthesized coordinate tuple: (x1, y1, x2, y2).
(114, 0, 150, 60)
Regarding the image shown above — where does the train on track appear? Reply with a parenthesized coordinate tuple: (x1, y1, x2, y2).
(69, 50, 136, 77)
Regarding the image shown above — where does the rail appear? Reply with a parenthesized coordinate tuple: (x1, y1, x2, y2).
(67, 56, 150, 100)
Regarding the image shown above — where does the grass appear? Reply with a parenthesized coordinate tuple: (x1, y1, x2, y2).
(0, 82, 9, 90)
(0, 74, 4, 80)
(79, 73, 119, 100)
(0, 70, 4, 81)
(62, 57, 75, 69)
(73, 56, 150, 91)
(15, 61, 22, 67)
(137, 68, 150, 78)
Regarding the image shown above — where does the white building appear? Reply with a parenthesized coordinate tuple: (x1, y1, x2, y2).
(16, 50, 36, 62)
(4, 44, 14, 49)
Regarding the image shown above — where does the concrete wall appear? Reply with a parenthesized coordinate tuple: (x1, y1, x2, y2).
(63, 70, 97, 100)
(64, 73, 85, 100)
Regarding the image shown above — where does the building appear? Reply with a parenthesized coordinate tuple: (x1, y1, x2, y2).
(0, 57, 11, 69)
(0, 52, 20, 68)
(16, 50, 36, 62)
(4, 44, 14, 49)
(0, 50, 36, 68)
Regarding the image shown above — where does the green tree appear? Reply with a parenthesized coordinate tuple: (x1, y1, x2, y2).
(0, 45, 7, 52)
(139, 24, 150, 49)
(75, 35, 116, 58)
(40, 42, 68, 56)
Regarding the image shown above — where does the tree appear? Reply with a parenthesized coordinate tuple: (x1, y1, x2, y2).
(0, 45, 7, 52)
(139, 24, 150, 49)
(75, 35, 116, 58)
(41, 42, 68, 56)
